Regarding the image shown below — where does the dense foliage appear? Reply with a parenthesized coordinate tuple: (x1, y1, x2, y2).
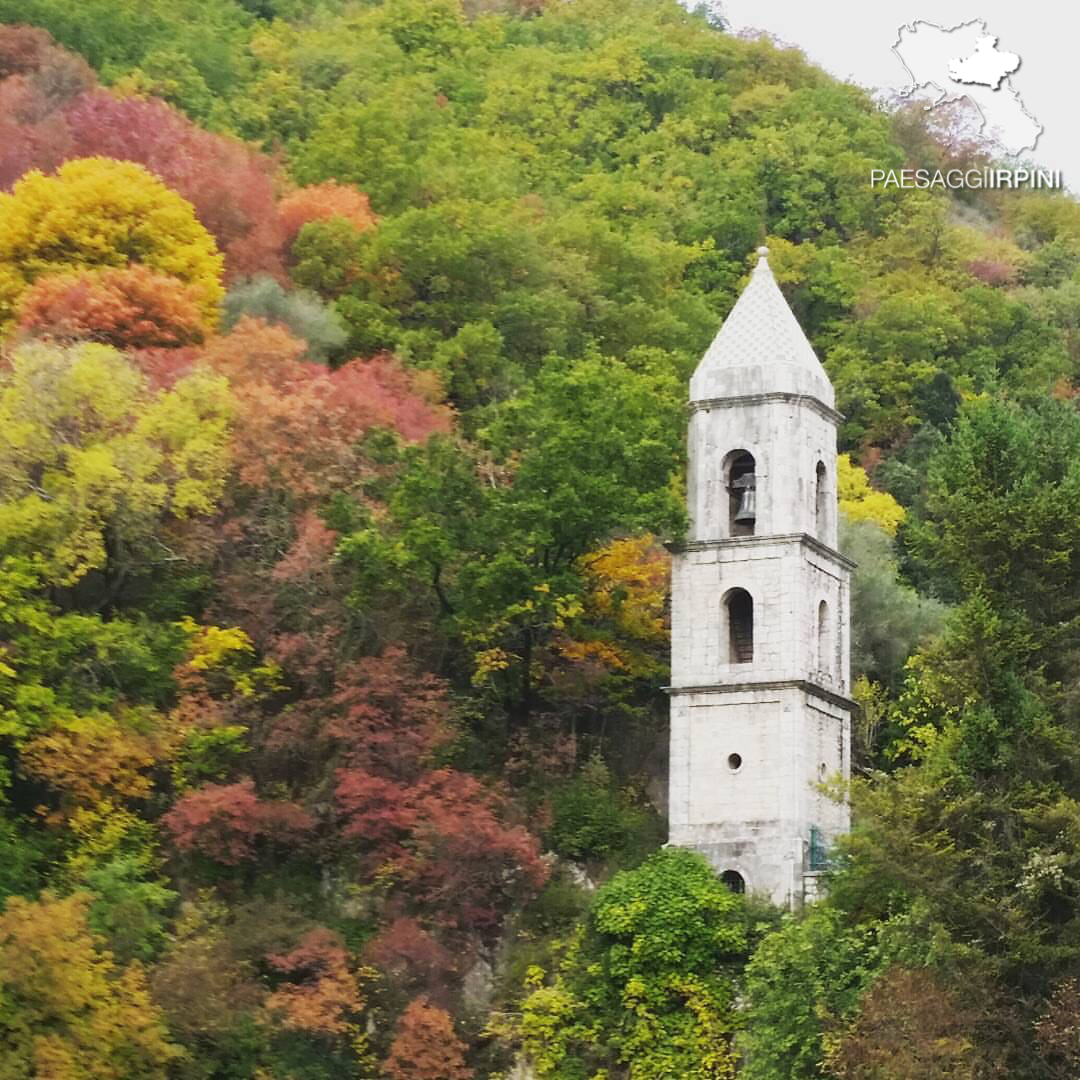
(1, 1, 1079, 1076)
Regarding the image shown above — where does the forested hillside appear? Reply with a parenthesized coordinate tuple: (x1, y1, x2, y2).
(1, 1, 1079, 1076)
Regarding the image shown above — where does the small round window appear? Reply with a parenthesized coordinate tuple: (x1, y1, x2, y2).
(727, 753, 743, 772)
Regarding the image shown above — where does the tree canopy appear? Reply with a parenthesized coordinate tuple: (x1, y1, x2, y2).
(0, 2, 1078, 1077)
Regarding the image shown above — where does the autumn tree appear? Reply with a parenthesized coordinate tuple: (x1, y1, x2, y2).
(837, 454, 905, 535)
(382, 997, 473, 1080)
(0, 25, 94, 187)
(61, 91, 286, 279)
(825, 967, 999, 1080)
(200, 317, 448, 501)
(15, 264, 210, 348)
(0, 157, 224, 327)
(162, 778, 313, 866)
(0, 32, 284, 276)
(264, 927, 366, 1037)
(0, 891, 179, 1080)
(261, 647, 548, 930)
(0, 341, 230, 588)
(180, 317, 449, 679)
(278, 180, 376, 249)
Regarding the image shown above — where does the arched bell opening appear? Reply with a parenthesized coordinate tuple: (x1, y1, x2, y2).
(723, 587, 754, 664)
(725, 450, 756, 536)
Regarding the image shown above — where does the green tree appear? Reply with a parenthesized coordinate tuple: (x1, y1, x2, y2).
(344, 353, 685, 715)
(740, 908, 884, 1080)
(907, 396, 1080, 664)
(519, 848, 749, 1078)
(841, 517, 944, 690)
(0, 341, 230, 589)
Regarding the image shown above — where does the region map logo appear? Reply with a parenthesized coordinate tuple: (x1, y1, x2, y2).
(870, 18, 1060, 190)
(893, 18, 1039, 157)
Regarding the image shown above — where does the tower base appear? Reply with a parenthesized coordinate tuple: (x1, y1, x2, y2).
(667, 682, 851, 910)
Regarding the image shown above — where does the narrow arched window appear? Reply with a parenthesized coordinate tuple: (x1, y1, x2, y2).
(726, 451, 756, 536)
(817, 599, 830, 675)
(725, 588, 753, 664)
(815, 460, 827, 538)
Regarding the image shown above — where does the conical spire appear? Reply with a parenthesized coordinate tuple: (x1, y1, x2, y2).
(690, 247, 835, 408)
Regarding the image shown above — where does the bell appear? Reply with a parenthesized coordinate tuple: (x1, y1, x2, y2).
(732, 474, 756, 525)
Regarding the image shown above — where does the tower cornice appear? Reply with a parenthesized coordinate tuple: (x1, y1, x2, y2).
(665, 532, 857, 571)
(688, 391, 844, 426)
(665, 678, 858, 712)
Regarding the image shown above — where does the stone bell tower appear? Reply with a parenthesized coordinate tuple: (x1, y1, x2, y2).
(667, 246, 853, 909)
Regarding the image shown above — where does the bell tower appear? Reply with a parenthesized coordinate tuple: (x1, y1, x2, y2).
(667, 246, 854, 909)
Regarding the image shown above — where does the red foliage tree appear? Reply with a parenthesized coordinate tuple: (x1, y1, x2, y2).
(184, 320, 451, 673)
(278, 181, 377, 250)
(334, 763, 547, 930)
(16, 265, 209, 348)
(382, 998, 473, 1080)
(61, 91, 286, 280)
(0, 29, 288, 281)
(408, 769, 549, 929)
(200, 318, 451, 498)
(363, 917, 458, 993)
(261, 646, 547, 930)
(320, 645, 455, 777)
(0, 25, 93, 89)
(0, 74, 72, 189)
(163, 778, 314, 865)
(0, 25, 56, 78)
(129, 344, 204, 391)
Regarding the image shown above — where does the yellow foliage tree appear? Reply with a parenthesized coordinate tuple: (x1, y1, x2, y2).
(0, 157, 224, 328)
(559, 534, 669, 677)
(0, 892, 179, 1079)
(837, 454, 905, 535)
(0, 342, 231, 586)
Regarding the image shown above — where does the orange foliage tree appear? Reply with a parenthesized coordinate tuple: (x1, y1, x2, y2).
(15, 265, 210, 348)
(265, 927, 366, 1037)
(200, 317, 450, 498)
(382, 997, 473, 1080)
(557, 533, 669, 677)
(177, 318, 450, 675)
(278, 180, 377, 250)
